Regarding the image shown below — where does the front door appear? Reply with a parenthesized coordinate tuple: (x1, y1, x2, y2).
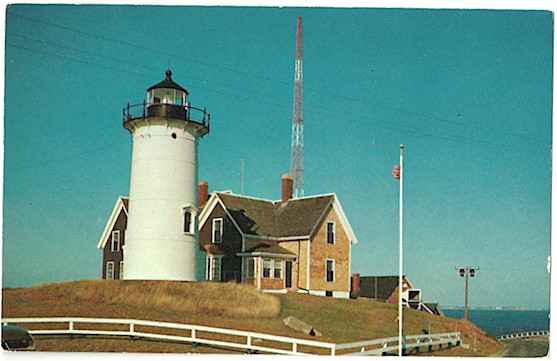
(285, 261, 293, 288)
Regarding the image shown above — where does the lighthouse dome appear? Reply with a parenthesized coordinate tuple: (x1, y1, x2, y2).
(147, 69, 189, 95)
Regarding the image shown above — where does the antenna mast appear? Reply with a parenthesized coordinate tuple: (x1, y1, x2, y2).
(290, 17, 304, 198)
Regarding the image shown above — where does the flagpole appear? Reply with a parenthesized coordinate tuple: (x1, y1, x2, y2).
(398, 144, 404, 357)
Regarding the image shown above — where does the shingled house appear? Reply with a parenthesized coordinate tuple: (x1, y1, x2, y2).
(97, 197, 128, 280)
(97, 175, 358, 298)
(352, 274, 444, 315)
(198, 175, 358, 298)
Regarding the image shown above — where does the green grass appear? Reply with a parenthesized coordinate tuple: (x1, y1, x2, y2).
(2, 280, 505, 356)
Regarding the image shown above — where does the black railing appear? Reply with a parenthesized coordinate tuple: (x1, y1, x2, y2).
(122, 101, 210, 132)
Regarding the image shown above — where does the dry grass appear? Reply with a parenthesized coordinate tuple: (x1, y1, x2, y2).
(4, 280, 280, 319)
(2, 280, 505, 356)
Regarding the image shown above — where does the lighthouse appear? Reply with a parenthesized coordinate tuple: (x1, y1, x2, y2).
(121, 70, 210, 281)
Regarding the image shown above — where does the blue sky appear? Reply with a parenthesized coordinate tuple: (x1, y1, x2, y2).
(2, 3, 553, 309)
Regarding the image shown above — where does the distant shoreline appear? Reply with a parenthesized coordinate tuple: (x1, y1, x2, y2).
(441, 307, 549, 311)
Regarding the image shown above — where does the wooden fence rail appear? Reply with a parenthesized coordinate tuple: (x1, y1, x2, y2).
(2, 317, 460, 356)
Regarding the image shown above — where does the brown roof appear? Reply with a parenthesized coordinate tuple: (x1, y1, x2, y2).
(216, 192, 334, 239)
(246, 243, 295, 256)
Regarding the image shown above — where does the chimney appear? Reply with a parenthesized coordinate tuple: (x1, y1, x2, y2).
(281, 174, 293, 203)
(198, 181, 209, 206)
(351, 273, 360, 293)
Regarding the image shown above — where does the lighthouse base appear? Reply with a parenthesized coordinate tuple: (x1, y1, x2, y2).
(123, 238, 205, 282)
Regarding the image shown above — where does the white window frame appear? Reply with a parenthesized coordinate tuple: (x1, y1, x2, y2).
(244, 257, 256, 280)
(119, 261, 124, 279)
(262, 258, 284, 279)
(111, 230, 120, 252)
(212, 218, 223, 243)
(183, 207, 196, 234)
(326, 259, 335, 283)
(263, 258, 272, 278)
(326, 221, 336, 244)
(106, 261, 115, 280)
(206, 255, 223, 281)
(273, 259, 283, 279)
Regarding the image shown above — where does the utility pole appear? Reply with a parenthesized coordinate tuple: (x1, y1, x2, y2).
(456, 267, 479, 320)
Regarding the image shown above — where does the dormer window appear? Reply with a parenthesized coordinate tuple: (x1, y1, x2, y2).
(183, 205, 196, 235)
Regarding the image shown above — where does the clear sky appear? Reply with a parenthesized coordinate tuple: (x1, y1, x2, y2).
(2, 2, 553, 309)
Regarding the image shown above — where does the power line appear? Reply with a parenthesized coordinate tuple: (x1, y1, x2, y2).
(9, 11, 550, 146)
(6, 41, 545, 156)
(6, 13, 550, 155)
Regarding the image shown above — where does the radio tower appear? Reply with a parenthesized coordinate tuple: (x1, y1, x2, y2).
(290, 17, 304, 198)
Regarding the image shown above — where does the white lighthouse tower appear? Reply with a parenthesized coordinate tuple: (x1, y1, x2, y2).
(122, 70, 210, 281)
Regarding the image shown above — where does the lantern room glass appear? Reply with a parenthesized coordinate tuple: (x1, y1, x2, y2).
(147, 88, 186, 106)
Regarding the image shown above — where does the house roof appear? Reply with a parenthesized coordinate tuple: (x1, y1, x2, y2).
(200, 192, 358, 244)
(237, 242, 297, 260)
(97, 197, 129, 249)
(358, 276, 412, 301)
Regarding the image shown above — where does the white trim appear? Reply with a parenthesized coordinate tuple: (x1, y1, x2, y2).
(273, 192, 337, 204)
(212, 218, 223, 243)
(261, 289, 288, 294)
(273, 259, 283, 279)
(257, 258, 262, 290)
(198, 194, 245, 240)
(326, 221, 336, 244)
(331, 195, 358, 245)
(243, 234, 311, 242)
(236, 252, 296, 260)
(119, 261, 124, 280)
(97, 197, 128, 249)
(307, 236, 311, 291)
(242, 257, 256, 281)
(308, 197, 335, 240)
(110, 230, 121, 252)
(182, 205, 197, 235)
(206, 255, 224, 281)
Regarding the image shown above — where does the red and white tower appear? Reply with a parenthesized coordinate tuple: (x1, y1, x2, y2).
(290, 17, 304, 198)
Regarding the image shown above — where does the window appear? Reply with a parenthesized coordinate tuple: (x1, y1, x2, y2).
(246, 258, 255, 279)
(212, 218, 223, 243)
(262, 259, 283, 279)
(119, 261, 124, 279)
(274, 260, 283, 279)
(326, 259, 335, 282)
(183, 206, 196, 234)
(327, 221, 335, 244)
(111, 230, 120, 252)
(183, 210, 192, 233)
(206, 256, 222, 281)
(106, 261, 115, 280)
(263, 258, 272, 278)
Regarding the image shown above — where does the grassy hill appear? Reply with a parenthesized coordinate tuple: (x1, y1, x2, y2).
(2, 280, 504, 356)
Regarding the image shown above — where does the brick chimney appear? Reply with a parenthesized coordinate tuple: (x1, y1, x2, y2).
(351, 273, 360, 293)
(198, 181, 209, 206)
(281, 174, 293, 203)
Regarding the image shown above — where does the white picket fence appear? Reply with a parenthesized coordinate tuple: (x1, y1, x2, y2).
(2, 317, 460, 356)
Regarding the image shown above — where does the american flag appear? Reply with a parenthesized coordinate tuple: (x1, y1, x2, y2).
(392, 165, 401, 180)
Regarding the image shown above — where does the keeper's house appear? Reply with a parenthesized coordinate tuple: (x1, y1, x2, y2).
(98, 174, 358, 298)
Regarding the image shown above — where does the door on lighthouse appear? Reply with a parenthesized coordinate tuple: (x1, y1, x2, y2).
(285, 261, 293, 289)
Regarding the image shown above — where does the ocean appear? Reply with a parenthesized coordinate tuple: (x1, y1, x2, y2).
(442, 309, 550, 337)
